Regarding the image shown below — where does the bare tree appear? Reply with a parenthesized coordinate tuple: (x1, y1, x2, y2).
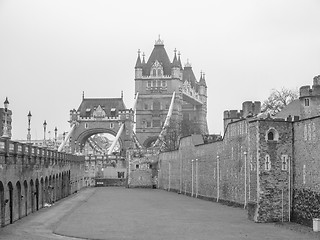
(262, 87, 299, 116)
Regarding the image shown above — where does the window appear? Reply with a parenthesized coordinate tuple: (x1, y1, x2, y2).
(144, 104, 148, 110)
(135, 164, 139, 169)
(157, 69, 162, 76)
(305, 98, 310, 107)
(152, 80, 157, 87)
(281, 155, 288, 171)
(147, 81, 152, 87)
(266, 128, 279, 141)
(85, 123, 88, 129)
(165, 104, 169, 109)
(152, 69, 156, 76)
(268, 131, 274, 141)
(162, 80, 167, 87)
(146, 121, 151, 127)
(110, 123, 114, 128)
(265, 155, 271, 171)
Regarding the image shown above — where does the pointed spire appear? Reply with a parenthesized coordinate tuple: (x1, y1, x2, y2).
(121, 90, 123, 99)
(135, 49, 142, 69)
(82, 91, 85, 100)
(142, 52, 146, 64)
(185, 59, 192, 68)
(155, 35, 164, 46)
(178, 51, 183, 69)
(172, 48, 179, 68)
(199, 72, 207, 86)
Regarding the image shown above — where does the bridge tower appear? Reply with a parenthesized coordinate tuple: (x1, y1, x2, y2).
(134, 37, 208, 147)
(67, 95, 134, 156)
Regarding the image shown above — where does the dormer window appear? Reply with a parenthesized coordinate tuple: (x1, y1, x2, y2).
(150, 60, 163, 77)
(110, 108, 116, 117)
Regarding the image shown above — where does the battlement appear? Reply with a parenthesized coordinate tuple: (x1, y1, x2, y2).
(300, 75, 320, 98)
(242, 101, 261, 118)
(223, 110, 242, 120)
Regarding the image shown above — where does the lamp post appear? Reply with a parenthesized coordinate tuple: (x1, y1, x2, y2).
(27, 111, 32, 143)
(2, 97, 9, 139)
(54, 127, 57, 148)
(43, 120, 47, 146)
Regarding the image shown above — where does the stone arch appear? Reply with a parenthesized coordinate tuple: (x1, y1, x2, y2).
(29, 179, 34, 213)
(16, 181, 22, 219)
(23, 180, 28, 217)
(76, 128, 124, 153)
(35, 179, 39, 211)
(0, 181, 5, 227)
(7, 182, 13, 224)
(143, 136, 158, 148)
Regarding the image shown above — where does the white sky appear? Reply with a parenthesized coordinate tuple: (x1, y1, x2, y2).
(0, 0, 320, 140)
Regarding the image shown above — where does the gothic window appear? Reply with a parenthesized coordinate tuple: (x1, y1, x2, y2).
(157, 69, 162, 76)
(146, 121, 151, 127)
(165, 104, 169, 109)
(147, 81, 152, 87)
(85, 123, 88, 129)
(135, 164, 139, 169)
(152, 80, 157, 87)
(110, 123, 114, 128)
(265, 154, 271, 171)
(305, 98, 310, 106)
(268, 131, 274, 140)
(162, 80, 167, 87)
(144, 104, 148, 110)
(281, 155, 288, 171)
(152, 69, 157, 76)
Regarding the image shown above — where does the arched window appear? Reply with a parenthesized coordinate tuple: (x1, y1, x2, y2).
(266, 128, 279, 141)
(268, 131, 274, 141)
(157, 69, 162, 76)
(152, 69, 157, 76)
(153, 101, 160, 110)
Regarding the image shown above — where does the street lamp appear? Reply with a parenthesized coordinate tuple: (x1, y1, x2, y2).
(54, 127, 58, 145)
(43, 120, 47, 145)
(27, 111, 32, 143)
(2, 97, 9, 138)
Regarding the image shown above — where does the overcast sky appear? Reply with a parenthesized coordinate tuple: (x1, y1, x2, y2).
(1, 0, 320, 140)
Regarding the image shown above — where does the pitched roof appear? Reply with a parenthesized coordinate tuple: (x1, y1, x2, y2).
(274, 99, 301, 119)
(182, 64, 197, 88)
(143, 43, 172, 76)
(199, 73, 207, 87)
(135, 52, 142, 69)
(77, 98, 126, 117)
(172, 49, 180, 68)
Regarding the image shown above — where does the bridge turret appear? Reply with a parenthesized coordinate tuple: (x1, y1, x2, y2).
(135, 49, 143, 79)
(171, 49, 181, 79)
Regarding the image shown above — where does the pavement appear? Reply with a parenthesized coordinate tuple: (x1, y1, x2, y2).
(0, 187, 319, 240)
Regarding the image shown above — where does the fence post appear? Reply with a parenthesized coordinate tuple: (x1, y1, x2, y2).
(191, 159, 194, 197)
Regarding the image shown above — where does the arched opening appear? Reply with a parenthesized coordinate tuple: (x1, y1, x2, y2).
(23, 180, 28, 216)
(268, 131, 274, 141)
(35, 179, 39, 211)
(48, 176, 52, 204)
(44, 177, 48, 204)
(143, 136, 158, 148)
(52, 175, 56, 203)
(7, 182, 13, 224)
(81, 132, 121, 155)
(30, 179, 34, 213)
(40, 178, 44, 208)
(58, 173, 62, 200)
(16, 181, 22, 219)
(266, 128, 279, 142)
(0, 181, 5, 227)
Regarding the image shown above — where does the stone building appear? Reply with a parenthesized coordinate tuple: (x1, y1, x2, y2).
(134, 37, 208, 147)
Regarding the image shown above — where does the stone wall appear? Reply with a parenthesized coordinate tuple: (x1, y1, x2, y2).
(292, 116, 320, 227)
(0, 139, 85, 228)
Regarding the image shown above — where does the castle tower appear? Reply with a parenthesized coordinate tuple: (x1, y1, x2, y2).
(135, 37, 208, 147)
(299, 75, 320, 119)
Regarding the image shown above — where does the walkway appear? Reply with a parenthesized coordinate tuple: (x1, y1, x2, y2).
(0, 187, 319, 240)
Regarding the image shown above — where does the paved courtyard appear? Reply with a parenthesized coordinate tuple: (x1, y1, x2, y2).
(0, 187, 319, 240)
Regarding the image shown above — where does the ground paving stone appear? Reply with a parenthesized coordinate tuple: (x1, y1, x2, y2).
(0, 187, 319, 240)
